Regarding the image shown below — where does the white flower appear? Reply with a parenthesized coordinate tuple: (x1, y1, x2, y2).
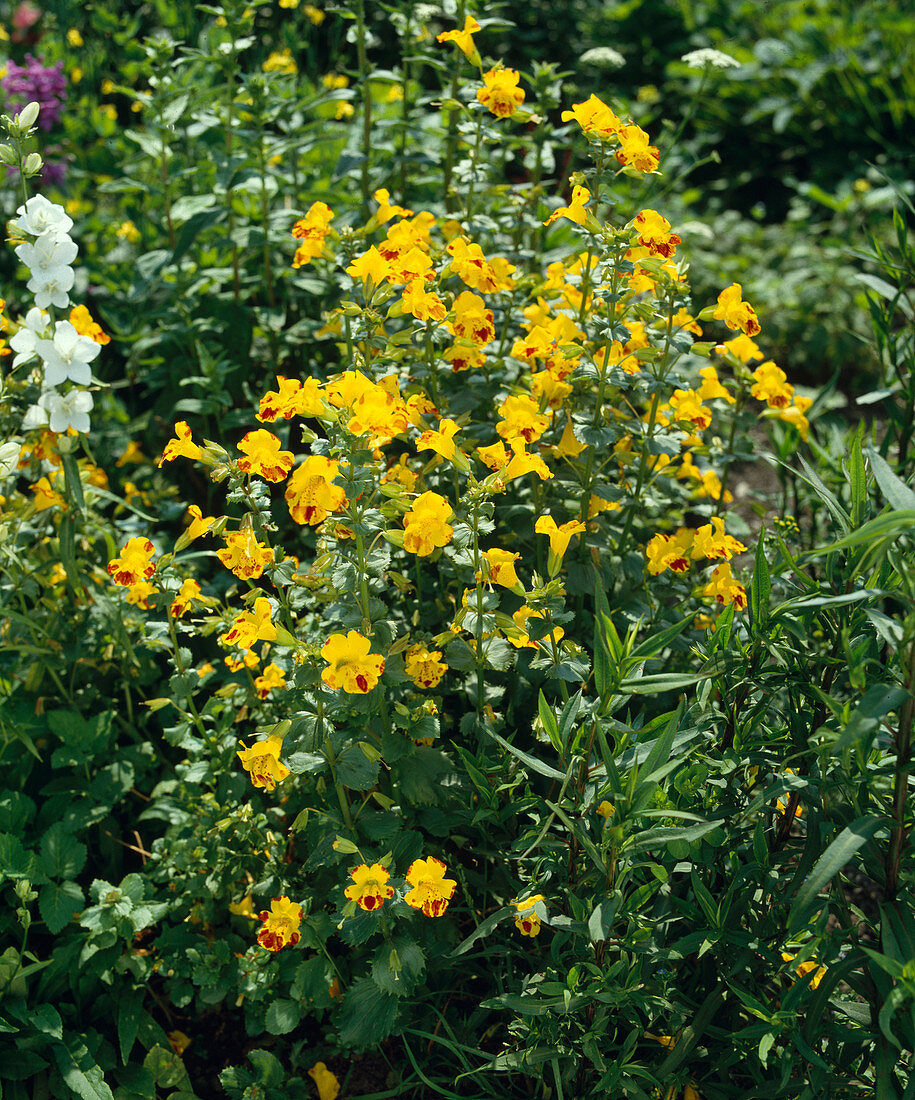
(38, 389, 94, 434)
(9, 306, 51, 367)
(0, 441, 21, 478)
(28, 267, 76, 311)
(15, 229, 78, 273)
(11, 195, 74, 239)
(36, 321, 101, 387)
(580, 46, 626, 69)
(22, 402, 49, 430)
(681, 48, 740, 70)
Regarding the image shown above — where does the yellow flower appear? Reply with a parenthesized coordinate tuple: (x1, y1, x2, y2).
(373, 187, 413, 225)
(292, 201, 334, 267)
(344, 863, 395, 911)
(124, 581, 158, 609)
(781, 949, 826, 989)
(101, 78, 115, 95)
(381, 454, 419, 491)
(403, 491, 454, 556)
(496, 394, 551, 445)
(157, 421, 203, 467)
(236, 429, 294, 483)
(237, 735, 290, 792)
(535, 515, 586, 559)
(751, 361, 792, 409)
(632, 209, 680, 257)
(479, 548, 522, 590)
(263, 48, 297, 74)
(322, 73, 349, 90)
(669, 388, 712, 431)
(508, 606, 564, 650)
(556, 417, 587, 458)
(347, 384, 410, 443)
(321, 630, 385, 694)
(690, 517, 747, 562)
(715, 332, 762, 363)
(450, 290, 495, 346)
(544, 185, 591, 227)
(185, 504, 217, 541)
(257, 896, 302, 951)
(167, 1031, 191, 1056)
(436, 15, 480, 60)
(713, 283, 761, 337)
(108, 537, 156, 587)
(511, 894, 546, 937)
(229, 895, 257, 918)
(401, 279, 447, 321)
(307, 1063, 340, 1100)
(170, 578, 202, 618)
(217, 529, 274, 580)
(115, 440, 144, 466)
(116, 219, 141, 243)
(696, 365, 734, 405)
(254, 663, 287, 699)
(446, 238, 515, 293)
(304, 4, 325, 23)
(615, 124, 660, 172)
(32, 476, 66, 513)
(701, 562, 746, 610)
(776, 395, 813, 440)
(476, 67, 525, 118)
(404, 644, 448, 689)
(597, 800, 614, 819)
(285, 455, 346, 525)
(404, 857, 457, 917)
(67, 27, 84, 46)
(221, 596, 277, 650)
(416, 418, 462, 462)
(257, 375, 327, 422)
(346, 245, 390, 288)
(645, 529, 694, 576)
(561, 94, 622, 139)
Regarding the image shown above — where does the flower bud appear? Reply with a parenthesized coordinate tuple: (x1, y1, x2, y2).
(17, 101, 40, 130)
(22, 152, 43, 177)
(0, 144, 17, 166)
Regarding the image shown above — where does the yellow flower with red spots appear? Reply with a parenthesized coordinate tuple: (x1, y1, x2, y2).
(560, 94, 622, 139)
(404, 857, 457, 917)
(477, 67, 525, 118)
(257, 896, 302, 950)
(254, 663, 287, 699)
(344, 863, 395, 911)
(632, 209, 680, 257)
(321, 630, 385, 694)
(257, 376, 327, 423)
(535, 515, 586, 559)
(446, 238, 515, 294)
(479, 548, 522, 589)
(236, 429, 294, 483)
(702, 562, 747, 609)
(69, 304, 110, 345)
(185, 504, 217, 542)
(220, 596, 277, 650)
(751, 361, 792, 409)
(713, 283, 761, 337)
(691, 517, 747, 562)
(292, 201, 334, 267)
(217, 529, 274, 580)
(285, 455, 346, 525)
(108, 536, 156, 586)
(645, 529, 694, 575)
(237, 735, 290, 791)
(496, 394, 551, 445)
(32, 475, 66, 512)
(669, 388, 712, 431)
(404, 644, 448, 689)
(170, 578, 202, 618)
(512, 894, 546, 937)
(416, 418, 462, 462)
(615, 124, 660, 172)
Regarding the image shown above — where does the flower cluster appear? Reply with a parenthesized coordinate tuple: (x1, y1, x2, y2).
(14, 196, 103, 435)
(1, 54, 67, 130)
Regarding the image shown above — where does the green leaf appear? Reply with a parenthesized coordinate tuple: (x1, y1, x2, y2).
(451, 907, 511, 956)
(488, 730, 565, 781)
(118, 992, 144, 1066)
(30, 1004, 63, 1039)
(789, 815, 884, 931)
(53, 1041, 115, 1100)
(248, 1049, 284, 1087)
(38, 880, 85, 934)
(751, 528, 771, 631)
(143, 1045, 192, 1091)
(335, 742, 380, 790)
(849, 426, 866, 529)
(61, 452, 86, 516)
(40, 822, 88, 880)
(265, 999, 302, 1035)
(619, 672, 709, 695)
(336, 977, 399, 1050)
(868, 447, 915, 511)
(0, 1049, 49, 1079)
(538, 691, 561, 753)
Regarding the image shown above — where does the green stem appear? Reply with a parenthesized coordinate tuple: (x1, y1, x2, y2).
(354, 0, 372, 215)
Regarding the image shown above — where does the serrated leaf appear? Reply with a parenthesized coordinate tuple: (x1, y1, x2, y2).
(336, 977, 399, 1050)
(265, 998, 302, 1035)
(39, 880, 85, 934)
(335, 742, 380, 790)
(40, 822, 88, 879)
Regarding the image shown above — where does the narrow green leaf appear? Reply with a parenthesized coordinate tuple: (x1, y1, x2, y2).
(61, 452, 86, 516)
(751, 527, 771, 631)
(451, 907, 511, 956)
(789, 815, 883, 931)
(537, 691, 561, 754)
(488, 731, 565, 781)
(868, 448, 915, 511)
(849, 425, 866, 529)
